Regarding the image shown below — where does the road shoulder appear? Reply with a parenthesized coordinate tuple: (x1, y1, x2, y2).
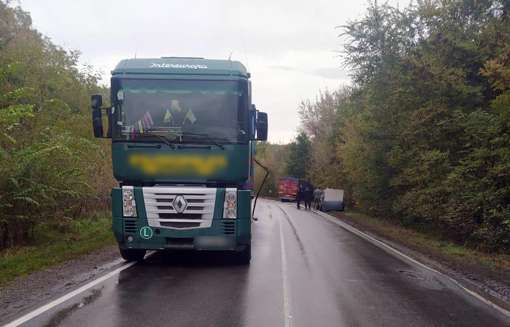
(0, 245, 122, 323)
(326, 211, 510, 314)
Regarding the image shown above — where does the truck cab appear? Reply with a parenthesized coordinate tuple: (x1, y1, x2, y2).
(91, 57, 268, 263)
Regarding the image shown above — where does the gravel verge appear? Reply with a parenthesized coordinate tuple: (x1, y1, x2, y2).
(0, 245, 123, 323)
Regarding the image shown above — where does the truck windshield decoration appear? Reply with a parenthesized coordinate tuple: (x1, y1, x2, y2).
(113, 79, 248, 144)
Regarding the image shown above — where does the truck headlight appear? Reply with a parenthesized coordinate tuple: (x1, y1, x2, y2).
(122, 187, 137, 217)
(223, 188, 237, 219)
(123, 191, 133, 201)
(226, 208, 237, 218)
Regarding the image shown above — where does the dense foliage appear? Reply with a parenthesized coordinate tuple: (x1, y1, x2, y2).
(257, 0, 510, 253)
(253, 142, 290, 197)
(0, 1, 112, 250)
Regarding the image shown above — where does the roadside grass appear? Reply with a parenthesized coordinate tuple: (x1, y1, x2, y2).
(0, 211, 116, 288)
(331, 211, 510, 279)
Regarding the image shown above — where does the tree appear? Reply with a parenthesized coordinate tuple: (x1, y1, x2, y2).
(253, 142, 290, 197)
(291, 0, 510, 252)
(0, 1, 113, 249)
(297, 88, 351, 191)
(285, 131, 311, 180)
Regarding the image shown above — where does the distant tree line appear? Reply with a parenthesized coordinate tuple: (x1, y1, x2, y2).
(0, 1, 112, 250)
(255, 0, 510, 253)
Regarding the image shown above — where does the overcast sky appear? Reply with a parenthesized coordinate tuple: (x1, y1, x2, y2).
(19, 0, 409, 144)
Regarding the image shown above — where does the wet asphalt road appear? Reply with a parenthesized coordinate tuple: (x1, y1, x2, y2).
(7, 199, 510, 327)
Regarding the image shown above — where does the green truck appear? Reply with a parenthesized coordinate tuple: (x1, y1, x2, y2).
(91, 57, 268, 263)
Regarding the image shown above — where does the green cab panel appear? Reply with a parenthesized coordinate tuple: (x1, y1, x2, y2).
(112, 144, 250, 184)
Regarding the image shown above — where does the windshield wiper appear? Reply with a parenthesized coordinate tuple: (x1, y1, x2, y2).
(151, 134, 175, 149)
(180, 132, 225, 150)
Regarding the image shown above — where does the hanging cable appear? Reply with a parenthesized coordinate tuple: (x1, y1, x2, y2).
(252, 158, 270, 220)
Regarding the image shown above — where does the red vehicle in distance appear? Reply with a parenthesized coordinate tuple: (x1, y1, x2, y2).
(278, 177, 312, 202)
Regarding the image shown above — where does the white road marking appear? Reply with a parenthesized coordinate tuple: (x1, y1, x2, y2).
(279, 216, 294, 327)
(314, 211, 510, 318)
(3, 252, 154, 327)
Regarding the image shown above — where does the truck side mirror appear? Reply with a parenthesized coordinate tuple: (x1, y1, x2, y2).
(91, 94, 103, 109)
(256, 112, 268, 141)
(92, 107, 104, 138)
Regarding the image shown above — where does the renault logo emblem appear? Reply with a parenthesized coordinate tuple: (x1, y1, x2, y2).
(173, 195, 188, 213)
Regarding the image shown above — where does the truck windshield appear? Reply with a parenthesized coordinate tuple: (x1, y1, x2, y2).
(112, 79, 249, 144)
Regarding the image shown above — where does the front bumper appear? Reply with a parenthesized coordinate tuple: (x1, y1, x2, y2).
(113, 217, 251, 251)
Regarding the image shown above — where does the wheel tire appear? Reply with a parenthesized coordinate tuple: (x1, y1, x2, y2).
(119, 243, 146, 261)
(234, 244, 251, 264)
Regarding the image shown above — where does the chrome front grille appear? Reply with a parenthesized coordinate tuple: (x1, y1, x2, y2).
(160, 222, 201, 228)
(143, 186, 216, 229)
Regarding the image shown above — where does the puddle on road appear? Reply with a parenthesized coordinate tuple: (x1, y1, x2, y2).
(43, 287, 103, 327)
(399, 270, 446, 291)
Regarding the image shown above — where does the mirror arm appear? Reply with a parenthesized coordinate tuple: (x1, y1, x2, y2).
(92, 106, 113, 139)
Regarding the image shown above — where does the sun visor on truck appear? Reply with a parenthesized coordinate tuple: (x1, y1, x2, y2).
(112, 59, 249, 78)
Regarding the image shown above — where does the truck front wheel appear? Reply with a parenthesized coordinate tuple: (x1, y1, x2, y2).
(234, 244, 251, 264)
(118, 243, 146, 261)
